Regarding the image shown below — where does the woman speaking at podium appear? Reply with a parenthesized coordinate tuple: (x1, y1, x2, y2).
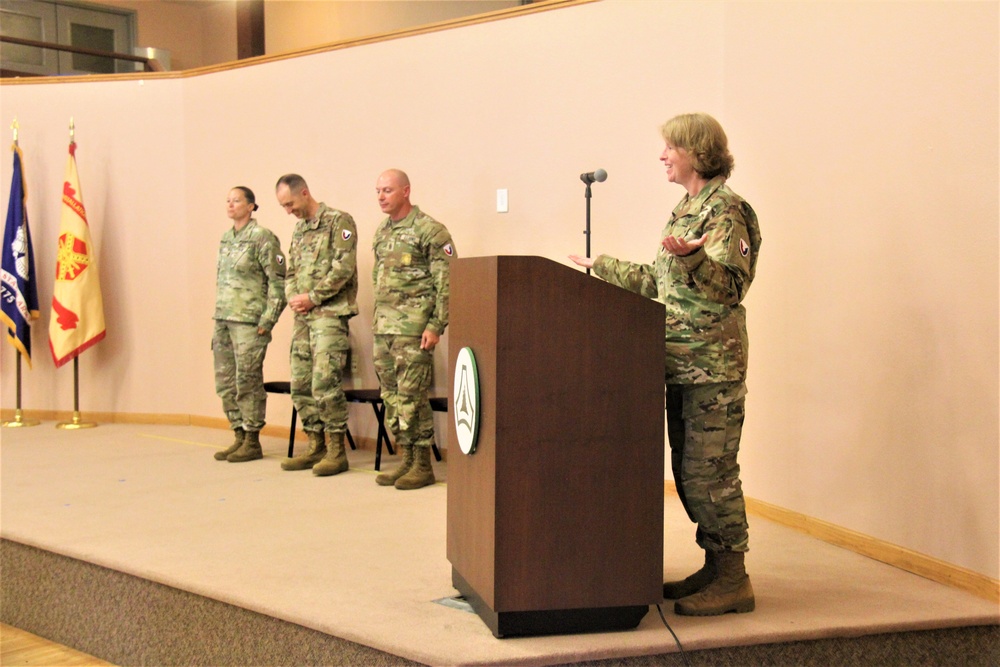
(570, 112, 761, 617)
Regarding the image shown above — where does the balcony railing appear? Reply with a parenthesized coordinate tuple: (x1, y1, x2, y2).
(0, 35, 165, 77)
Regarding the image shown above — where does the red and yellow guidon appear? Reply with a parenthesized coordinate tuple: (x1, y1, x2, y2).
(55, 233, 90, 281)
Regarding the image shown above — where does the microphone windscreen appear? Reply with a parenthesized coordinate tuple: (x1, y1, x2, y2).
(594, 168, 607, 182)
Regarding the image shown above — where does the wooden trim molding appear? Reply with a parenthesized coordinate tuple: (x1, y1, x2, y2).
(0, 408, 384, 452)
(0, 408, 189, 425)
(664, 481, 1000, 604)
(0, 0, 598, 86)
(190, 414, 309, 443)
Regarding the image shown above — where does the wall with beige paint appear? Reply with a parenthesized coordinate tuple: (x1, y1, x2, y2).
(264, 1, 520, 55)
(1, 0, 996, 579)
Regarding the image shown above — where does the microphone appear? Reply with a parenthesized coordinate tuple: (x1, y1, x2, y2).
(580, 169, 607, 185)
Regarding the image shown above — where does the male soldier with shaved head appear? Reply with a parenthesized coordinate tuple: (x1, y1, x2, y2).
(371, 169, 455, 490)
(276, 173, 358, 477)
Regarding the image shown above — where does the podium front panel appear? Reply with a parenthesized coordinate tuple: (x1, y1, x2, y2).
(447, 256, 664, 622)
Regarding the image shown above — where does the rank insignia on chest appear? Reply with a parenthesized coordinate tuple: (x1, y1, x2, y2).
(739, 238, 750, 257)
(402, 253, 412, 266)
(444, 243, 454, 257)
(342, 230, 353, 241)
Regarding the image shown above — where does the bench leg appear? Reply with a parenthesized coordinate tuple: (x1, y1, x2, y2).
(371, 402, 396, 471)
(345, 428, 357, 450)
(287, 408, 298, 458)
(376, 403, 395, 456)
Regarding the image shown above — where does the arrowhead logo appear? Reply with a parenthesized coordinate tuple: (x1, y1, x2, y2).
(454, 347, 480, 455)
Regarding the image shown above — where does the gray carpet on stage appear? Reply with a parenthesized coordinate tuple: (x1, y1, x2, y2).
(1, 424, 996, 666)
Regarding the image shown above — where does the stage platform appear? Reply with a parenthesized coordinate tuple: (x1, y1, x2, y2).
(1, 423, 997, 666)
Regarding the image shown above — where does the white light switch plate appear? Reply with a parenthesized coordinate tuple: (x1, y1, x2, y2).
(497, 189, 508, 213)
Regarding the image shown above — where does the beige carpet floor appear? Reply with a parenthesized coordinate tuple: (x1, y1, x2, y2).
(0, 423, 996, 666)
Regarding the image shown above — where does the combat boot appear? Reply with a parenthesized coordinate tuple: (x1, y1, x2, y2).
(227, 430, 263, 462)
(215, 427, 244, 461)
(376, 445, 414, 486)
(313, 432, 349, 476)
(394, 445, 435, 490)
(281, 431, 326, 471)
(663, 550, 717, 599)
(675, 550, 755, 616)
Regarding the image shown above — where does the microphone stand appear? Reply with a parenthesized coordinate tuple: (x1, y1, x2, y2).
(583, 182, 593, 276)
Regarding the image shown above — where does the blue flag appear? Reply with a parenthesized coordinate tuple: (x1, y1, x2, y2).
(0, 144, 40, 367)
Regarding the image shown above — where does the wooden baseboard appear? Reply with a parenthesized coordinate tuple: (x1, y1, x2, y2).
(664, 481, 999, 604)
(1, 409, 190, 426)
(0, 410, 384, 451)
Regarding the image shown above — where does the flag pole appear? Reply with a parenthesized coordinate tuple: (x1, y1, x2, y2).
(2, 118, 39, 428)
(2, 348, 40, 428)
(55, 356, 96, 429)
(55, 118, 96, 430)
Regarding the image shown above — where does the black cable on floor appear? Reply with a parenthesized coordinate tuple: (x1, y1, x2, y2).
(656, 603, 690, 667)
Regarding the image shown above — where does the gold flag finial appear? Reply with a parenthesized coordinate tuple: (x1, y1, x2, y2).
(69, 117, 75, 142)
(11, 118, 18, 145)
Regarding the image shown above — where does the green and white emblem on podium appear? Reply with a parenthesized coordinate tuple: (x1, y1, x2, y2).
(454, 347, 480, 455)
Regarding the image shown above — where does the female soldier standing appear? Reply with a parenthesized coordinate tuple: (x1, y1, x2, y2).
(213, 186, 286, 462)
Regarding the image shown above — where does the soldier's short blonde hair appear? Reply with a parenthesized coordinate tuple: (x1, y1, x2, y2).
(660, 113, 734, 180)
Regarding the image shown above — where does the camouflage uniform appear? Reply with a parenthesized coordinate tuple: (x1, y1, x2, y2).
(285, 203, 358, 435)
(213, 219, 286, 433)
(372, 206, 455, 449)
(593, 176, 761, 553)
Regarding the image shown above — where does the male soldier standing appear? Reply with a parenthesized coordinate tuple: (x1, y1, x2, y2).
(275, 174, 358, 476)
(372, 169, 455, 490)
(213, 186, 286, 462)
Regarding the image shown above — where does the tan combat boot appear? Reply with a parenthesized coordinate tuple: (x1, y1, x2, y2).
(313, 432, 349, 476)
(375, 444, 414, 486)
(215, 427, 244, 461)
(663, 550, 717, 599)
(394, 445, 435, 490)
(281, 431, 326, 471)
(674, 550, 755, 616)
(227, 430, 263, 462)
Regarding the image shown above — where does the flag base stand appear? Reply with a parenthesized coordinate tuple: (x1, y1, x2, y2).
(4, 358, 39, 427)
(56, 411, 98, 430)
(3, 409, 40, 428)
(56, 359, 98, 429)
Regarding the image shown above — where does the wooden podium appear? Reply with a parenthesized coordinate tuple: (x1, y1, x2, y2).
(446, 256, 665, 638)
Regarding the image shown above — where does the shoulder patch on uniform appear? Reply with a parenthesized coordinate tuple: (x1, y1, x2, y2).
(443, 243, 454, 257)
(739, 238, 750, 257)
(342, 230, 353, 241)
(277, 255, 284, 264)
